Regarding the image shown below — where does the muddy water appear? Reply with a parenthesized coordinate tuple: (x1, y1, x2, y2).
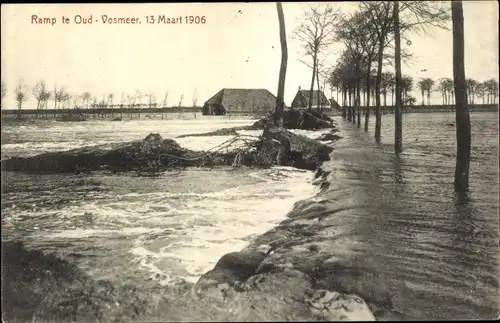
(1, 117, 323, 287)
(320, 112, 499, 320)
(1, 112, 498, 321)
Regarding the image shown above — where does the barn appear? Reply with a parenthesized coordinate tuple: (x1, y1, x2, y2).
(202, 88, 279, 116)
(291, 88, 337, 110)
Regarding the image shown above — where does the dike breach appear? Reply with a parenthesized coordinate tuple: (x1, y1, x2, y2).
(2, 111, 392, 322)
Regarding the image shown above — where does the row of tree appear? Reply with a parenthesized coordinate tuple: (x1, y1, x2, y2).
(330, 72, 498, 107)
(292, 2, 456, 138)
(0, 80, 202, 118)
(274, 1, 481, 193)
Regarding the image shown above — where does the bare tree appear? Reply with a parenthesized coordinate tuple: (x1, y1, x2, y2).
(106, 93, 112, 116)
(452, 0, 470, 193)
(192, 89, 198, 119)
(335, 44, 364, 126)
(1, 81, 6, 108)
(465, 79, 479, 105)
(72, 93, 79, 109)
(108, 93, 114, 106)
(393, 1, 403, 154)
(40, 91, 51, 118)
(33, 80, 50, 118)
(133, 90, 142, 118)
(81, 92, 92, 109)
(161, 91, 169, 119)
(361, 1, 394, 141)
(62, 91, 71, 110)
(53, 86, 66, 110)
(437, 77, 454, 105)
(178, 94, 184, 118)
(316, 58, 325, 113)
(417, 77, 435, 106)
(485, 79, 499, 104)
(127, 94, 134, 119)
(119, 92, 126, 117)
(14, 80, 28, 119)
(337, 9, 379, 131)
(162, 92, 169, 108)
(275, 2, 288, 127)
(294, 4, 340, 111)
(147, 93, 156, 109)
(362, 1, 449, 143)
(298, 55, 327, 112)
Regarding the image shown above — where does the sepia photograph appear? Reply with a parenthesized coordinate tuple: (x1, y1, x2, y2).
(1, 1, 499, 322)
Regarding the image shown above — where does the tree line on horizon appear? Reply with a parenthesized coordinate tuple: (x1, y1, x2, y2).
(0, 81, 203, 118)
(1, 75, 498, 116)
(272, 1, 491, 193)
(329, 73, 499, 107)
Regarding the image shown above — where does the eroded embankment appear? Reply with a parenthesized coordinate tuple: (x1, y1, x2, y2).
(3, 113, 377, 322)
(190, 123, 392, 321)
(1, 130, 334, 175)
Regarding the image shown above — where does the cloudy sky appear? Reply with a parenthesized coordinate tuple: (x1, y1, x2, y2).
(1, 2, 498, 109)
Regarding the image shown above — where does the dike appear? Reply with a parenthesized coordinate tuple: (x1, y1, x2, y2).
(191, 121, 395, 322)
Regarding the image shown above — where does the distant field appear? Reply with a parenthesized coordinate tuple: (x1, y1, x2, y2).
(0, 104, 496, 122)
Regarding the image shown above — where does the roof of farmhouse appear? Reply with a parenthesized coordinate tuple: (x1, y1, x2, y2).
(204, 88, 280, 110)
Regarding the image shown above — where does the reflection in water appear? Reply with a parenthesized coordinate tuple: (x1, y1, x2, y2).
(393, 155, 405, 185)
(322, 113, 498, 320)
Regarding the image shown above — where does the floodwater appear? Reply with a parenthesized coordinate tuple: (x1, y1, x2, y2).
(320, 111, 499, 320)
(1, 116, 324, 285)
(1, 112, 499, 321)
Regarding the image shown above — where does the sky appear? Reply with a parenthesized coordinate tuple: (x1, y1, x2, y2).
(1, 1, 498, 109)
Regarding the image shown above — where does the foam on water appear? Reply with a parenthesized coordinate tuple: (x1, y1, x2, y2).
(2, 119, 329, 285)
(126, 166, 319, 284)
(1, 117, 257, 158)
(15, 166, 319, 284)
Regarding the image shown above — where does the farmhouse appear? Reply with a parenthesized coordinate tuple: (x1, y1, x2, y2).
(290, 87, 337, 110)
(202, 88, 279, 116)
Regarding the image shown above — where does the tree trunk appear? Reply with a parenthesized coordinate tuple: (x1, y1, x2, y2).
(375, 40, 384, 142)
(351, 85, 356, 124)
(35, 100, 40, 119)
(364, 62, 372, 132)
(355, 62, 361, 128)
(348, 86, 352, 121)
(452, 0, 471, 193)
(394, 2, 403, 154)
(342, 89, 347, 119)
(17, 101, 21, 119)
(357, 79, 361, 128)
(275, 2, 287, 127)
(316, 65, 321, 112)
(308, 53, 317, 112)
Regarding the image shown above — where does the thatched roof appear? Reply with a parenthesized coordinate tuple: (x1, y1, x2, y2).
(204, 88, 279, 113)
(291, 90, 331, 108)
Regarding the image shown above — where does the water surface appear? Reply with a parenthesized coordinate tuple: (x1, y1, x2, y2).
(1, 116, 320, 285)
(1, 112, 498, 320)
(320, 112, 499, 320)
